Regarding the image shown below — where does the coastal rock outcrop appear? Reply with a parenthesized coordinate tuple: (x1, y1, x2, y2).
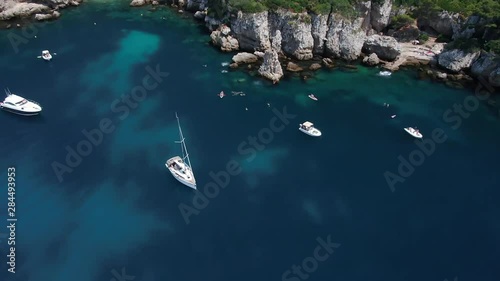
(230, 11, 271, 51)
(258, 50, 283, 82)
(363, 53, 380, 65)
(363, 35, 401, 61)
(0, 0, 81, 22)
(35, 11, 60, 21)
(471, 52, 500, 87)
(130, 0, 149, 7)
(370, 0, 393, 32)
(210, 25, 239, 52)
(0, 2, 49, 20)
(437, 48, 480, 72)
(193, 10, 206, 20)
(232, 52, 258, 64)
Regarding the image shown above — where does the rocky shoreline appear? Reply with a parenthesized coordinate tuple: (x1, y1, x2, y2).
(0, 0, 82, 28)
(1, 0, 498, 91)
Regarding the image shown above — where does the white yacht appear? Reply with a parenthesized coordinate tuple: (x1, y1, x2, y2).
(165, 113, 197, 190)
(41, 50, 52, 61)
(379, 70, 392, 76)
(299, 121, 322, 137)
(404, 127, 423, 139)
(0, 89, 42, 116)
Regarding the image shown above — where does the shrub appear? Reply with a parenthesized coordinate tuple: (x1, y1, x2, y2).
(229, 0, 267, 13)
(485, 39, 500, 54)
(446, 38, 482, 52)
(390, 14, 415, 29)
(419, 33, 430, 42)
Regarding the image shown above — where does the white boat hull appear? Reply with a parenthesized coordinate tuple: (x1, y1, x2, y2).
(166, 156, 196, 189)
(404, 127, 422, 139)
(299, 127, 322, 137)
(0, 106, 41, 116)
(43, 56, 52, 61)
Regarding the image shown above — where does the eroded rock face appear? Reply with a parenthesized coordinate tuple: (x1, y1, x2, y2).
(391, 26, 420, 42)
(311, 13, 329, 55)
(418, 11, 462, 38)
(371, 0, 392, 32)
(363, 35, 401, 61)
(269, 9, 314, 60)
(471, 52, 500, 87)
(438, 49, 480, 72)
(232, 52, 258, 64)
(325, 14, 367, 60)
(258, 50, 283, 82)
(230, 11, 271, 51)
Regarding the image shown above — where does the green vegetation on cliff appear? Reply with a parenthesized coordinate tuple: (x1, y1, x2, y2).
(210, 0, 356, 15)
(395, 0, 500, 18)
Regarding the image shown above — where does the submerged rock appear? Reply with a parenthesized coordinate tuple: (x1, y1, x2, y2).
(258, 50, 283, 82)
(286, 62, 303, 72)
(309, 63, 322, 71)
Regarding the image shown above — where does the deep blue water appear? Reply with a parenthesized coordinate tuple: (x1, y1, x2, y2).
(0, 1, 500, 281)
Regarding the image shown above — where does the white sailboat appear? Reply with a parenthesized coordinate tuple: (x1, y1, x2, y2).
(165, 113, 197, 189)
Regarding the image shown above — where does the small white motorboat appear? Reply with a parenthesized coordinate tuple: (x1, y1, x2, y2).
(0, 89, 42, 116)
(308, 94, 318, 101)
(404, 127, 422, 139)
(218, 91, 225, 98)
(299, 121, 322, 137)
(391, 115, 397, 119)
(41, 50, 52, 61)
(379, 70, 392, 76)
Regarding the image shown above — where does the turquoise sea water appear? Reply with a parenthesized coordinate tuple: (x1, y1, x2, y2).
(0, 1, 500, 281)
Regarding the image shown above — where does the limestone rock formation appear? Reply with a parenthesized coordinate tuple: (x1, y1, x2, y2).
(438, 49, 480, 72)
(258, 50, 283, 82)
(363, 35, 401, 61)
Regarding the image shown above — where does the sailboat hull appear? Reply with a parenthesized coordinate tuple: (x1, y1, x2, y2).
(166, 156, 197, 189)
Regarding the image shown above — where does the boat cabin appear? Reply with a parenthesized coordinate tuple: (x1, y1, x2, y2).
(301, 121, 314, 130)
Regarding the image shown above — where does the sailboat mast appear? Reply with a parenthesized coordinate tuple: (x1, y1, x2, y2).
(175, 113, 193, 168)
